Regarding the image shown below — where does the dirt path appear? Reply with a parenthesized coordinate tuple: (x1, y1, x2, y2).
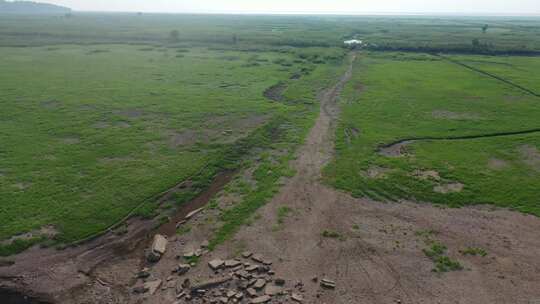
(168, 52, 540, 304)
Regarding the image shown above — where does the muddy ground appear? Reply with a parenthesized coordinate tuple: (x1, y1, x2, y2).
(2, 52, 540, 304)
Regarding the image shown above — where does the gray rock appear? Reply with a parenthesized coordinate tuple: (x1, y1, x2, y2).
(253, 279, 266, 290)
(209, 259, 225, 270)
(251, 254, 264, 263)
(144, 279, 162, 295)
(242, 251, 253, 258)
(291, 293, 303, 302)
(190, 276, 232, 293)
(136, 269, 151, 279)
(246, 288, 258, 297)
(250, 295, 271, 303)
(176, 263, 191, 275)
(321, 278, 336, 289)
(225, 259, 241, 268)
(246, 265, 258, 272)
(235, 292, 244, 300)
(264, 284, 282, 296)
(185, 207, 204, 220)
(151, 234, 168, 255)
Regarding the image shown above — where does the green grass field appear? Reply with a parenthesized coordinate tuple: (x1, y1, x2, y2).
(1, 13, 540, 53)
(1, 13, 540, 256)
(0, 42, 345, 253)
(325, 52, 540, 215)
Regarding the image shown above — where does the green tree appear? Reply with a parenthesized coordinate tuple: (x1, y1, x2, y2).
(482, 24, 489, 34)
(169, 30, 180, 42)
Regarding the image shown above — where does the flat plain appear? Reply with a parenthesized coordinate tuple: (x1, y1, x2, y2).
(1, 12, 540, 304)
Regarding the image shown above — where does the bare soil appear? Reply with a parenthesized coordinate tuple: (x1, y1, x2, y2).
(518, 144, 540, 172)
(487, 158, 509, 170)
(3, 52, 540, 304)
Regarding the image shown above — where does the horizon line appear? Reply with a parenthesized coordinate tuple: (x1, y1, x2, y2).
(70, 10, 540, 17)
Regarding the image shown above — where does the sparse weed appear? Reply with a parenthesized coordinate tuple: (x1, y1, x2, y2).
(460, 247, 487, 257)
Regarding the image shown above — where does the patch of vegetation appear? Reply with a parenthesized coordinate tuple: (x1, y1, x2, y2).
(415, 229, 437, 238)
(423, 241, 463, 273)
(321, 229, 342, 239)
(0, 42, 346, 254)
(0, 237, 44, 257)
(460, 247, 488, 257)
(277, 206, 293, 224)
(183, 255, 200, 265)
(325, 52, 540, 216)
(432, 255, 464, 273)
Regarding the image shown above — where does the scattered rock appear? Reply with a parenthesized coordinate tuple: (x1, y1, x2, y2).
(175, 263, 191, 275)
(209, 259, 225, 270)
(190, 276, 232, 293)
(132, 285, 148, 294)
(321, 278, 336, 289)
(218, 297, 228, 303)
(246, 288, 258, 297)
(291, 293, 303, 302)
(225, 259, 242, 268)
(185, 207, 204, 220)
(152, 234, 168, 255)
(182, 278, 191, 289)
(147, 234, 168, 262)
(136, 268, 151, 279)
(246, 265, 258, 272)
(264, 284, 282, 296)
(201, 240, 210, 248)
(253, 279, 266, 290)
(274, 278, 285, 286)
(251, 295, 271, 303)
(235, 292, 244, 300)
(242, 251, 253, 258)
(251, 254, 264, 263)
(145, 279, 163, 295)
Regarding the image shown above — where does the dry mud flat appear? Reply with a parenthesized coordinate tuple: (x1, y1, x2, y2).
(3, 53, 540, 304)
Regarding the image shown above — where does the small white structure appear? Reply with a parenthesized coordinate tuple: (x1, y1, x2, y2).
(344, 39, 363, 47)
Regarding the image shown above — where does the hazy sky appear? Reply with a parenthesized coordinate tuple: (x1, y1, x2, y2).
(36, 0, 540, 15)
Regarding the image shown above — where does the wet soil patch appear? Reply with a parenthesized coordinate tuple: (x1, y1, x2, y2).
(157, 170, 237, 237)
(0, 289, 52, 304)
(263, 82, 287, 102)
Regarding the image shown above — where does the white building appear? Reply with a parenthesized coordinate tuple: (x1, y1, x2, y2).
(344, 39, 363, 46)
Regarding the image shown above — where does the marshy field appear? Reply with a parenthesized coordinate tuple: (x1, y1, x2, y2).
(1, 12, 540, 304)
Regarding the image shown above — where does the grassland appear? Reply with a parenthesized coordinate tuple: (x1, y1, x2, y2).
(0, 41, 345, 254)
(1, 13, 540, 257)
(325, 51, 540, 215)
(1, 14, 540, 54)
